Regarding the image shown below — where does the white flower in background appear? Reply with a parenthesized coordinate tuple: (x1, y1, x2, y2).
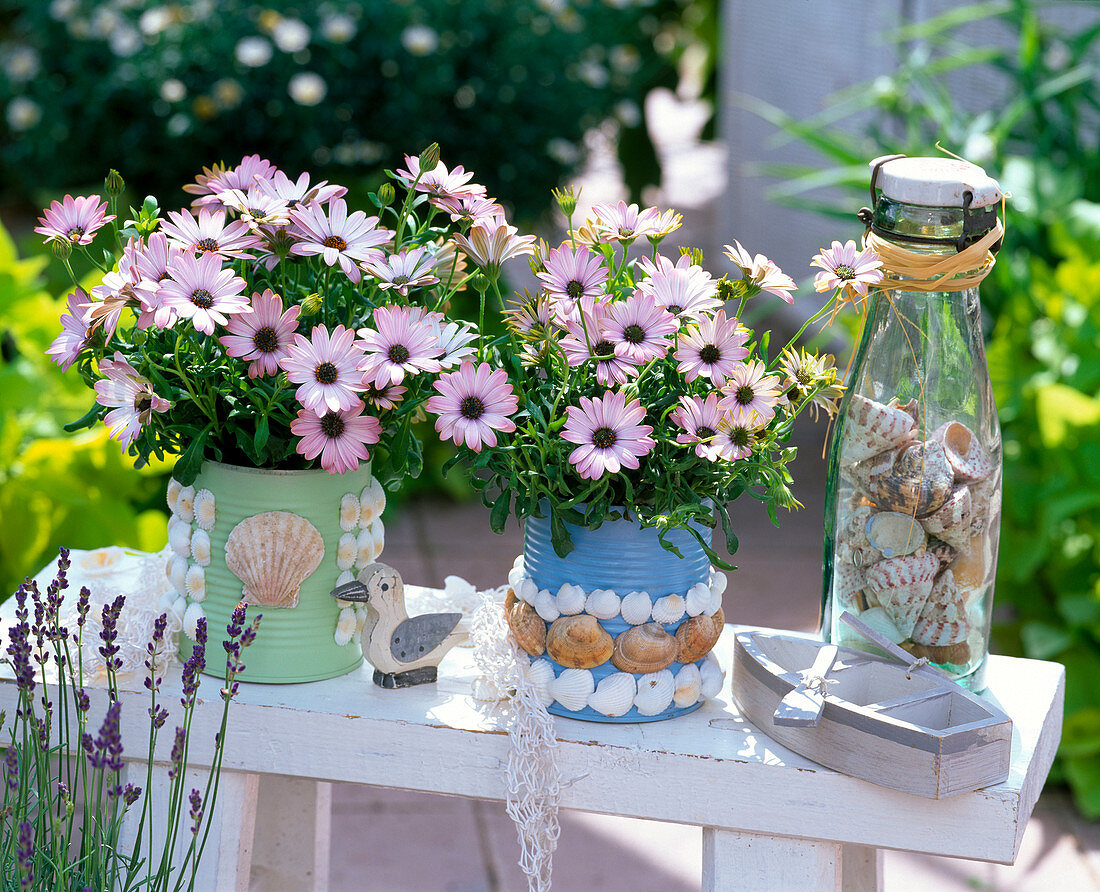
(50, 0, 77, 21)
(236, 36, 273, 67)
(160, 79, 186, 103)
(322, 13, 357, 43)
(90, 6, 122, 37)
(6, 98, 41, 131)
(401, 24, 438, 56)
(610, 44, 641, 74)
(546, 138, 579, 165)
(614, 99, 641, 128)
(575, 59, 609, 89)
(3, 46, 39, 82)
(109, 26, 142, 57)
(139, 7, 174, 36)
(272, 17, 310, 53)
(962, 131, 996, 165)
(288, 72, 327, 107)
(213, 78, 244, 110)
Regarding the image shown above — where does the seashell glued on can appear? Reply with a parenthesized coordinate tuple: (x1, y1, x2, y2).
(546, 615, 614, 669)
(865, 511, 926, 559)
(699, 655, 725, 700)
(685, 583, 711, 617)
(585, 588, 621, 620)
(176, 486, 196, 524)
(619, 591, 653, 625)
(920, 485, 973, 550)
(182, 601, 205, 639)
(166, 553, 188, 595)
(167, 477, 183, 514)
(190, 529, 212, 568)
(843, 394, 916, 461)
(611, 623, 678, 674)
(184, 564, 206, 603)
(704, 585, 724, 617)
(334, 606, 357, 646)
(934, 421, 994, 483)
(339, 493, 361, 532)
(527, 659, 556, 708)
(193, 489, 216, 532)
(507, 599, 547, 657)
(507, 566, 527, 589)
(549, 667, 595, 712)
(359, 478, 386, 526)
(634, 669, 675, 716)
(673, 663, 702, 708)
(167, 515, 192, 558)
(556, 583, 587, 616)
(710, 571, 728, 597)
(865, 552, 939, 639)
(225, 511, 325, 609)
(518, 577, 539, 605)
(534, 589, 560, 623)
(675, 609, 724, 663)
(856, 439, 953, 518)
(651, 594, 687, 625)
(587, 672, 638, 717)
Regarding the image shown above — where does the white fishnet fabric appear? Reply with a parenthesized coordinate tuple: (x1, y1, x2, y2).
(470, 587, 561, 892)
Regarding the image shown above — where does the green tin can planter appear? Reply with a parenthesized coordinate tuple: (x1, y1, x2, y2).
(166, 461, 385, 684)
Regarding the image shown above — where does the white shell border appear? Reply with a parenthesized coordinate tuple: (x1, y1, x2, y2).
(333, 479, 387, 648)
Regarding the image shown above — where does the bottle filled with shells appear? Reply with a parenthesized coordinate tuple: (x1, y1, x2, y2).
(822, 156, 1003, 691)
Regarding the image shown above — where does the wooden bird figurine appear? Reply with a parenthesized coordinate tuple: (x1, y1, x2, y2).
(331, 562, 467, 688)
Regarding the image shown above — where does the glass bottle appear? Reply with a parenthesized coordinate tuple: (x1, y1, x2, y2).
(821, 156, 1003, 691)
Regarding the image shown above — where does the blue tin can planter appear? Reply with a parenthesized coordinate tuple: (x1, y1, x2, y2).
(512, 511, 727, 723)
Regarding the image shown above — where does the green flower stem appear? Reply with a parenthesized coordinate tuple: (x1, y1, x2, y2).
(78, 245, 110, 274)
(393, 171, 425, 249)
(171, 334, 219, 425)
(61, 257, 83, 293)
(769, 289, 841, 372)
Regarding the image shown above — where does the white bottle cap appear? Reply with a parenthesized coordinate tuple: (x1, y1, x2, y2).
(870, 156, 1001, 208)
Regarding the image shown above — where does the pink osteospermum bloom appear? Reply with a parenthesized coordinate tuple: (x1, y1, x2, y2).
(396, 155, 487, 203)
(183, 154, 278, 210)
(361, 246, 440, 296)
(452, 222, 536, 276)
(562, 391, 656, 481)
(719, 359, 783, 426)
(536, 243, 608, 316)
(160, 207, 262, 260)
(280, 324, 366, 413)
(604, 291, 678, 363)
(131, 232, 184, 330)
(35, 194, 114, 246)
(412, 309, 477, 369)
(672, 393, 728, 462)
(290, 401, 382, 474)
(289, 199, 393, 284)
(590, 201, 663, 243)
(560, 305, 641, 386)
(358, 305, 443, 387)
(362, 381, 406, 411)
(216, 186, 291, 230)
(93, 352, 171, 450)
(160, 251, 251, 335)
(426, 361, 519, 452)
(432, 193, 506, 226)
(724, 240, 797, 304)
(713, 410, 769, 462)
(258, 170, 346, 210)
(675, 309, 751, 384)
(219, 289, 301, 378)
(88, 252, 141, 341)
(811, 240, 884, 297)
(636, 265, 721, 322)
(46, 288, 92, 371)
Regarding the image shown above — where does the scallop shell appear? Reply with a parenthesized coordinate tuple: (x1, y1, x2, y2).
(190, 529, 211, 567)
(193, 489, 216, 532)
(865, 552, 939, 639)
(704, 586, 723, 617)
(619, 591, 652, 625)
(507, 599, 547, 657)
(224, 511, 325, 608)
(685, 583, 711, 617)
(170, 595, 187, 624)
(673, 663, 702, 708)
(585, 589, 621, 620)
(834, 562, 868, 610)
(167, 515, 191, 557)
(634, 669, 675, 716)
(549, 667, 595, 712)
(507, 566, 527, 589)
(866, 511, 926, 559)
(587, 672, 638, 717)
(920, 485, 973, 550)
(368, 519, 385, 559)
(857, 606, 904, 644)
(166, 553, 188, 595)
(546, 615, 613, 669)
(856, 440, 953, 517)
(699, 655, 725, 700)
(527, 659, 556, 708)
(359, 478, 386, 525)
(505, 587, 518, 611)
(512, 554, 525, 570)
(339, 493, 361, 532)
(167, 477, 183, 514)
(182, 601, 205, 639)
(912, 589, 970, 647)
(334, 606, 357, 646)
(710, 571, 728, 597)
(556, 583, 587, 616)
(651, 594, 686, 625)
(844, 394, 916, 461)
(184, 564, 206, 603)
(675, 609, 724, 663)
(611, 623, 678, 674)
(518, 578, 539, 605)
(175, 485, 196, 523)
(935, 421, 994, 483)
(534, 589, 560, 623)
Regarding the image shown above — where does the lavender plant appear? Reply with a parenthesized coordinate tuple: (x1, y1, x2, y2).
(0, 548, 259, 890)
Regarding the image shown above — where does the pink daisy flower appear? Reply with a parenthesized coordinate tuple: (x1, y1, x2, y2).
(160, 207, 262, 260)
(604, 292, 678, 363)
(183, 155, 278, 210)
(88, 252, 141, 341)
(426, 361, 519, 452)
(432, 193, 506, 226)
(724, 240, 797, 303)
(258, 170, 346, 210)
(93, 352, 171, 450)
(452, 222, 536, 276)
(562, 391, 656, 481)
(633, 252, 697, 280)
(396, 155, 487, 203)
(536, 243, 608, 315)
(719, 360, 783, 426)
(160, 252, 251, 335)
(35, 194, 114, 246)
(713, 410, 769, 462)
(219, 289, 301, 378)
(46, 288, 92, 371)
(636, 265, 721, 322)
(358, 305, 444, 387)
(560, 305, 641, 386)
(675, 309, 750, 384)
(131, 232, 184, 330)
(216, 186, 291, 230)
(363, 381, 406, 411)
(289, 199, 393, 284)
(413, 309, 477, 369)
(280, 324, 366, 413)
(361, 247, 440, 296)
(672, 393, 727, 462)
(811, 240, 884, 296)
(589, 201, 663, 243)
(290, 401, 382, 474)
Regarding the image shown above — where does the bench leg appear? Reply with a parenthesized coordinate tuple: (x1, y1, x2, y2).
(249, 776, 332, 891)
(840, 843, 883, 892)
(702, 828, 842, 891)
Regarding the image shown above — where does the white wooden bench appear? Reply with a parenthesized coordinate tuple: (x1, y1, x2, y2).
(0, 585, 1064, 891)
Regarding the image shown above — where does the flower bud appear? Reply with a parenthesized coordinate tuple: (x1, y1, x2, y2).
(418, 142, 440, 172)
(51, 238, 72, 261)
(552, 185, 578, 218)
(300, 292, 323, 315)
(678, 246, 704, 267)
(377, 183, 395, 207)
(104, 169, 125, 196)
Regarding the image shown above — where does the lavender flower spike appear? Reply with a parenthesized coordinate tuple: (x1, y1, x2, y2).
(17, 820, 34, 890)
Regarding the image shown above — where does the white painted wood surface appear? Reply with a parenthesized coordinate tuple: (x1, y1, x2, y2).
(703, 829, 840, 891)
(0, 584, 1064, 890)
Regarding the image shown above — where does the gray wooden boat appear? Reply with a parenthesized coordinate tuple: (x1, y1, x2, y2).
(731, 615, 1012, 799)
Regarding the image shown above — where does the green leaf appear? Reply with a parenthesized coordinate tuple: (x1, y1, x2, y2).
(1020, 620, 1072, 660)
(1061, 708, 1100, 759)
(253, 415, 269, 454)
(1065, 754, 1100, 820)
(1035, 383, 1100, 447)
(489, 488, 510, 534)
(172, 426, 211, 485)
(63, 402, 102, 433)
(549, 508, 575, 559)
